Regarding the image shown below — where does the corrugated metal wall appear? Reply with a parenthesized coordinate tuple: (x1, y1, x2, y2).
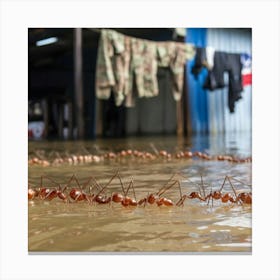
(186, 28, 252, 136)
(206, 28, 252, 134)
(186, 28, 209, 134)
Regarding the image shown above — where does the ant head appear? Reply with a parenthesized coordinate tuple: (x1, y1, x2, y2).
(189, 192, 198, 198)
(212, 191, 221, 199)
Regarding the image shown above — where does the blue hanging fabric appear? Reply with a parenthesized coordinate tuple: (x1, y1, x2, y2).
(185, 28, 209, 134)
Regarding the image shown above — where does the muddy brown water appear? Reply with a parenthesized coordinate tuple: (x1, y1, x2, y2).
(28, 135, 252, 253)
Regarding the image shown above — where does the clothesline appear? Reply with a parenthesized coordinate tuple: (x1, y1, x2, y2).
(89, 28, 251, 57)
(95, 28, 196, 108)
(94, 28, 251, 113)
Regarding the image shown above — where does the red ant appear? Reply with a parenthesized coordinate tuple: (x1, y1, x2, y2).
(202, 176, 236, 207)
(36, 175, 68, 202)
(28, 183, 39, 200)
(59, 174, 91, 203)
(205, 176, 252, 206)
(69, 173, 113, 204)
(175, 173, 206, 206)
(91, 173, 118, 205)
(28, 172, 252, 208)
(176, 174, 252, 207)
(110, 173, 137, 207)
(88, 171, 137, 206)
(228, 177, 252, 205)
(237, 192, 252, 204)
(76, 170, 123, 205)
(138, 174, 181, 207)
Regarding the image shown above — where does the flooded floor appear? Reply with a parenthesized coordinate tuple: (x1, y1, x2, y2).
(28, 134, 252, 253)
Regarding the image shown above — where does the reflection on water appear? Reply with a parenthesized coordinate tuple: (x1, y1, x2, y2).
(28, 132, 252, 158)
(28, 134, 252, 253)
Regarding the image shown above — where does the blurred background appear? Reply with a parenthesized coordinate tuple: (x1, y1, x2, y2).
(28, 28, 252, 153)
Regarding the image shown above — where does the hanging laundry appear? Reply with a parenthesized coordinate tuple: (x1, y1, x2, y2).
(241, 53, 252, 86)
(191, 47, 207, 78)
(203, 51, 243, 113)
(192, 49, 243, 113)
(191, 46, 214, 78)
(172, 43, 196, 101)
(131, 38, 159, 98)
(157, 41, 196, 101)
(95, 29, 130, 106)
(95, 29, 196, 107)
(123, 37, 159, 107)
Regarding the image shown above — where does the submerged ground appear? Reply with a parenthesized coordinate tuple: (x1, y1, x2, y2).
(28, 134, 252, 253)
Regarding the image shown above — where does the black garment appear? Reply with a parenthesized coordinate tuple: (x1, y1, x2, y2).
(191, 47, 207, 78)
(203, 51, 243, 113)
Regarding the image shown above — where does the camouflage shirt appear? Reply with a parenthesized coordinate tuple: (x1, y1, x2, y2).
(95, 29, 195, 106)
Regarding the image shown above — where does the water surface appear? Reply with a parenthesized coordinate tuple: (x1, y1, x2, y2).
(28, 134, 252, 253)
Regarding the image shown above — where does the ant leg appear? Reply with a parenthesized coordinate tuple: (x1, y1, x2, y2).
(158, 179, 179, 197)
(177, 180, 183, 201)
(40, 175, 44, 188)
(81, 176, 96, 193)
(125, 179, 132, 196)
(199, 174, 208, 200)
(227, 176, 243, 205)
(94, 171, 120, 198)
(130, 178, 137, 201)
(104, 170, 120, 190)
(64, 174, 82, 190)
(143, 193, 149, 208)
(219, 176, 228, 192)
(178, 173, 203, 196)
(92, 177, 102, 191)
(40, 175, 60, 188)
(138, 197, 147, 207)
(207, 188, 212, 206)
(174, 180, 185, 206)
(57, 183, 70, 203)
(200, 174, 206, 198)
(88, 182, 99, 197)
(176, 194, 187, 207)
(85, 195, 91, 205)
(109, 193, 113, 208)
(117, 174, 127, 195)
(226, 176, 239, 202)
(157, 173, 178, 196)
(149, 142, 159, 155)
(144, 196, 147, 207)
(229, 176, 252, 189)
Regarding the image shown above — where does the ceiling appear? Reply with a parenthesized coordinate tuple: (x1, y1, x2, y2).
(28, 28, 176, 69)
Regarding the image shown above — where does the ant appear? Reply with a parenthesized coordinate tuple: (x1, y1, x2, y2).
(237, 192, 252, 204)
(203, 176, 236, 207)
(173, 173, 206, 206)
(87, 171, 137, 206)
(205, 176, 252, 206)
(28, 183, 39, 200)
(175, 173, 252, 207)
(67, 173, 115, 204)
(64, 174, 93, 203)
(110, 173, 137, 207)
(138, 174, 181, 207)
(37, 175, 68, 202)
(91, 171, 121, 205)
